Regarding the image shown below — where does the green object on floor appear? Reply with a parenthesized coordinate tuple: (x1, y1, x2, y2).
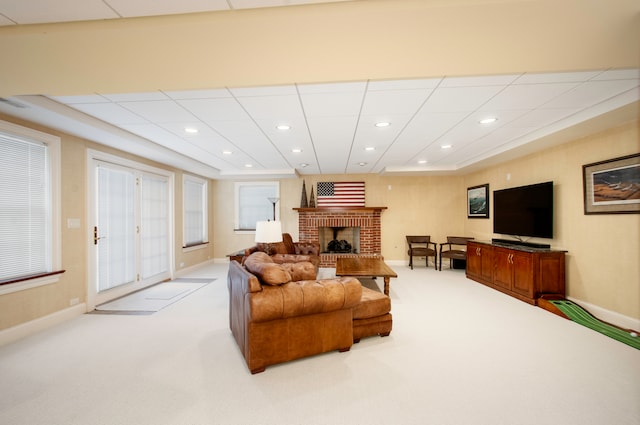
(549, 300, 640, 350)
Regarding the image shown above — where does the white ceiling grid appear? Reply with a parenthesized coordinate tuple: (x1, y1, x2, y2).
(0, 2, 638, 178)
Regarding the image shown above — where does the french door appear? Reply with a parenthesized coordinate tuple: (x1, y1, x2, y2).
(89, 154, 173, 308)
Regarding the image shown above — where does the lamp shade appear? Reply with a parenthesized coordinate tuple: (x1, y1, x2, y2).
(255, 221, 283, 244)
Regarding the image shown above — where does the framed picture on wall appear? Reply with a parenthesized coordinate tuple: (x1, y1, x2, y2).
(467, 184, 489, 218)
(583, 153, 640, 214)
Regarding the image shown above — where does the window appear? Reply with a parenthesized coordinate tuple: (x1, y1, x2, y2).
(183, 174, 208, 248)
(0, 120, 61, 293)
(234, 181, 279, 231)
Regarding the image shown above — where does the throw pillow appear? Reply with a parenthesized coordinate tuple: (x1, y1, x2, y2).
(244, 252, 292, 285)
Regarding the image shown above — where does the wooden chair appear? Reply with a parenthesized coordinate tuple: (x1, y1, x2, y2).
(439, 236, 474, 271)
(406, 236, 437, 270)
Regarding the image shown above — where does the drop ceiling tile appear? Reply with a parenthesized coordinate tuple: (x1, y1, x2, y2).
(165, 89, 232, 100)
(394, 111, 467, 147)
(300, 92, 364, 117)
(353, 114, 412, 148)
(542, 80, 640, 109)
(439, 74, 520, 88)
(178, 98, 248, 122)
(367, 78, 442, 91)
(119, 100, 197, 123)
(479, 83, 579, 110)
(505, 108, 580, 128)
(236, 95, 305, 120)
(0, 0, 118, 24)
(71, 103, 150, 125)
(514, 71, 600, 84)
(118, 123, 230, 168)
(361, 89, 432, 115)
(306, 116, 355, 173)
(255, 117, 312, 146)
(104, 0, 230, 18)
(297, 81, 366, 95)
(421, 86, 504, 113)
(208, 120, 289, 170)
(229, 85, 298, 97)
(592, 68, 640, 81)
(157, 122, 228, 144)
(101, 92, 169, 102)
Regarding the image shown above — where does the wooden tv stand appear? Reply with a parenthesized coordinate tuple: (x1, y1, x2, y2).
(466, 240, 566, 305)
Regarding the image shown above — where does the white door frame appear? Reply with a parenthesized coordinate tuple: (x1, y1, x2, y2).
(86, 150, 175, 310)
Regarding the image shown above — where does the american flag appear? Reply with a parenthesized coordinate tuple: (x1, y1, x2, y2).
(316, 182, 365, 208)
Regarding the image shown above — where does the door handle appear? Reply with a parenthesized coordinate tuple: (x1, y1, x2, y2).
(94, 226, 103, 245)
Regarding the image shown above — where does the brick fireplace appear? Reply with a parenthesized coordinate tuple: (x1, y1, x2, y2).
(294, 207, 386, 268)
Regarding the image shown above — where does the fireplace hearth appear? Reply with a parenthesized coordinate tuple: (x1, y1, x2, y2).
(294, 207, 387, 267)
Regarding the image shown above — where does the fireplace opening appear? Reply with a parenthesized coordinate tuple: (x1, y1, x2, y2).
(319, 226, 360, 253)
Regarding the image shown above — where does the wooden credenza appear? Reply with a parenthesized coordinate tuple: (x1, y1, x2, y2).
(466, 241, 566, 305)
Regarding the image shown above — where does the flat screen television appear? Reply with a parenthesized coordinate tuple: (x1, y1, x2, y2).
(493, 181, 554, 240)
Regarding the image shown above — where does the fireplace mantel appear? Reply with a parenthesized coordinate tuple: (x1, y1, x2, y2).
(294, 207, 387, 267)
(293, 207, 387, 212)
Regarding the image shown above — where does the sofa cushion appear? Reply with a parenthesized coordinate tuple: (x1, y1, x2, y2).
(249, 277, 363, 322)
(244, 252, 292, 286)
(280, 261, 316, 281)
(352, 286, 391, 319)
(294, 242, 320, 256)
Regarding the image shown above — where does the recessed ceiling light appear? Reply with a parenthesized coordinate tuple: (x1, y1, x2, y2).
(375, 122, 390, 128)
(292, 148, 302, 153)
(222, 150, 232, 155)
(300, 163, 309, 168)
(418, 159, 427, 164)
(441, 144, 452, 149)
(479, 117, 498, 125)
(184, 127, 199, 134)
(358, 162, 367, 166)
(365, 146, 376, 151)
(244, 164, 253, 168)
(276, 124, 291, 130)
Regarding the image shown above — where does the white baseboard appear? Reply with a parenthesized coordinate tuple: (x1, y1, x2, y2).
(175, 258, 217, 277)
(0, 303, 86, 347)
(213, 257, 230, 264)
(566, 296, 640, 331)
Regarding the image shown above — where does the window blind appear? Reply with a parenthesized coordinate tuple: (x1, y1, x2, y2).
(0, 135, 50, 281)
(184, 177, 207, 246)
(237, 183, 277, 230)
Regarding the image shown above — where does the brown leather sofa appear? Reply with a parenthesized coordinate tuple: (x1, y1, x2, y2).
(228, 252, 362, 374)
(244, 233, 320, 270)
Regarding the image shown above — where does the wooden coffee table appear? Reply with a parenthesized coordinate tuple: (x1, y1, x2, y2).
(335, 257, 397, 296)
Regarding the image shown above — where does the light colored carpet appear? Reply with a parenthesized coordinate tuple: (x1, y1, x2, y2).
(0, 264, 638, 425)
(94, 279, 214, 314)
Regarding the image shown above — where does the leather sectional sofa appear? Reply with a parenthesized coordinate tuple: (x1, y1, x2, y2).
(228, 251, 392, 374)
(244, 233, 321, 270)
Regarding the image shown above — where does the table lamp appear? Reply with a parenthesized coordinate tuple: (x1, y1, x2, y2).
(255, 220, 283, 254)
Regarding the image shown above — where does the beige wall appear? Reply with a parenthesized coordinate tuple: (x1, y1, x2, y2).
(1, 0, 639, 333)
(1, 116, 638, 334)
(1, 0, 638, 97)
(214, 119, 640, 322)
(0, 114, 215, 330)
(463, 119, 640, 320)
(213, 174, 464, 259)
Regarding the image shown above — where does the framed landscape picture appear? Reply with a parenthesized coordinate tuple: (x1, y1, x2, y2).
(467, 184, 489, 218)
(583, 153, 640, 214)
